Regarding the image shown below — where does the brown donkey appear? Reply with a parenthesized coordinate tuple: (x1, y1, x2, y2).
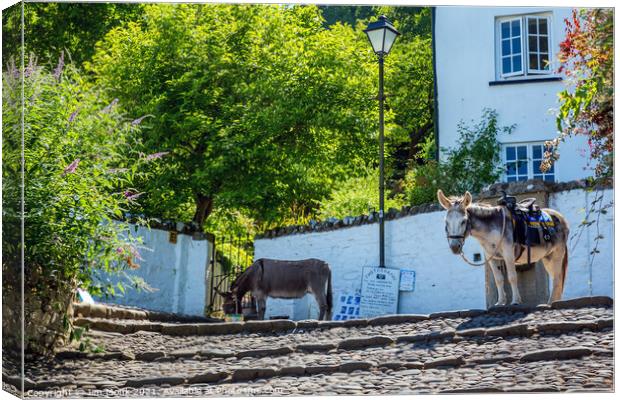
(218, 258, 333, 320)
(437, 190, 570, 306)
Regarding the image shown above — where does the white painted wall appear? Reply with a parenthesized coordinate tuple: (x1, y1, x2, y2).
(549, 188, 614, 299)
(255, 188, 614, 319)
(256, 211, 488, 319)
(435, 7, 594, 181)
(96, 224, 212, 316)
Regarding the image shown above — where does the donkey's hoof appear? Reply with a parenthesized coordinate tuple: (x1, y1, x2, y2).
(494, 301, 507, 307)
(511, 301, 522, 306)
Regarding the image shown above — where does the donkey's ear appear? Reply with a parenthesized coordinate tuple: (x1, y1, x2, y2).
(462, 191, 473, 208)
(437, 189, 451, 210)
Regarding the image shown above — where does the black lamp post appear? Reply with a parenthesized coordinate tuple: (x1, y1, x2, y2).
(364, 15, 400, 268)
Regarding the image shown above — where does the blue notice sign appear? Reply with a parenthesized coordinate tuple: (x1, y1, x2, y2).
(399, 270, 416, 292)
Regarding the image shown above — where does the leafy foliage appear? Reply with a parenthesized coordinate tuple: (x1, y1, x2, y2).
(2, 2, 144, 65)
(318, 168, 406, 220)
(405, 109, 510, 203)
(88, 4, 383, 227)
(319, 5, 374, 28)
(2, 59, 156, 351)
(546, 8, 613, 183)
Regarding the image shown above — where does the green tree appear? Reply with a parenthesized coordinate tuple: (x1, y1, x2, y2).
(319, 5, 374, 28)
(546, 8, 613, 183)
(368, 8, 434, 178)
(318, 167, 406, 219)
(88, 4, 380, 228)
(2, 2, 144, 66)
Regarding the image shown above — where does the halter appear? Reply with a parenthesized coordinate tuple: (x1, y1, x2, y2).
(446, 206, 507, 267)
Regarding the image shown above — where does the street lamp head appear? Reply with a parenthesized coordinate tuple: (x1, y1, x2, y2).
(364, 15, 400, 56)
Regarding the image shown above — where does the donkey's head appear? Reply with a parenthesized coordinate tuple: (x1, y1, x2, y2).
(215, 288, 241, 314)
(437, 189, 472, 254)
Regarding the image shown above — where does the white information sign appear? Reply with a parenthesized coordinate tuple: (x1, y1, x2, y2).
(399, 270, 416, 292)
(359, 266, 401, 317)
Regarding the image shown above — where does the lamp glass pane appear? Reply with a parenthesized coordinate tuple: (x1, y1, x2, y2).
(366, 29, 385, 54)
(383, 29, 398, 54)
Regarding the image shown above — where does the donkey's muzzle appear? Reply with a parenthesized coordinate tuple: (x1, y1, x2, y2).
(449, 240, 463, 254)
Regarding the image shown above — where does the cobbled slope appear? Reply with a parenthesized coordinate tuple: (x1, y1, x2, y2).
(2, 296, 613, 397)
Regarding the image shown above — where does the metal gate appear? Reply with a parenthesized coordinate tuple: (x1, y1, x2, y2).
(207, 235, 255, 316)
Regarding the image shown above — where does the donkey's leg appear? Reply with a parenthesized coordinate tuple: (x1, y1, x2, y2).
(542, 248, 566, 304)
(256, 296, 267, 320)
(488, 259, 507, 306)
(502, 244, 522, 304)
(310, 283, 329, 321)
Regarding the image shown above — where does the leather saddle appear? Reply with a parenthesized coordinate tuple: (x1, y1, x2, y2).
(496, 191, 538, 213)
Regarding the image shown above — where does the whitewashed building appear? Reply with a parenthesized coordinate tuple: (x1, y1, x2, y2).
(433, 6, 593, 182)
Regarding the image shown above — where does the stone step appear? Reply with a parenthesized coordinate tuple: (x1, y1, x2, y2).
(67, 314, 612, 362)
(15, 346, 612, 392)
(73, 303, 220, 323)
(72, 296, 613, 338)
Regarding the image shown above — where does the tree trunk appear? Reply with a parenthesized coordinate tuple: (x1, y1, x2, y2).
(193, 194, 213, 228)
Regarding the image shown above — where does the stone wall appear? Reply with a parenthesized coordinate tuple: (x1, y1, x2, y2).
(254, 180, 614, 319)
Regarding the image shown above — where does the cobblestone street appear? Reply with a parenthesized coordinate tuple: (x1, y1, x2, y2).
(3, 296, 614, 397)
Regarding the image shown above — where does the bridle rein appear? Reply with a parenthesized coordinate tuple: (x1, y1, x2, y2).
(446, 206, 507, 267)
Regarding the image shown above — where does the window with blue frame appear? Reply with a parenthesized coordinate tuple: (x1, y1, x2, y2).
(504, 143, 556, 182)
(497, 14, 552, 79)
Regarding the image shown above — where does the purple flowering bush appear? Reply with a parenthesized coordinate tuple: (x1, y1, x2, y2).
(2, 57, 153, 353)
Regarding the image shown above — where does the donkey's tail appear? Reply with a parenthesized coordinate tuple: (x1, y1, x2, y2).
(326, 265, 333, 318)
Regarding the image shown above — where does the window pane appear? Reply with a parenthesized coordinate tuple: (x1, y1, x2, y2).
(529, 53, 538, 70)
(539, 18, 548, 35)
(540, 36, 548, 52)
(506, 147, 516, 160)
(529, 35, 538, 52)
(506, 161, 516, 175)
(512, 37, 521, 54)
(528, 18, 538, 35)
(544, 174, 554, 182)
(517, 146, 527, 159)
(507, 176, 516, 182)
(501, 21, 510, 39)
(533, 162, 541, 174)
(502, 39, 511, 56)
(532, 145, 542, 159)
(518, 176, 527, 182)
(513, 55, 522, 72)
(533, 174, 543, 180)
(502, 57, 511, 74)
(511, 20, 520, 37)
(518, 160, 528, 174)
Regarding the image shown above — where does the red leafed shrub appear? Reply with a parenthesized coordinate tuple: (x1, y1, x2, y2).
(544, 9, 613, 183)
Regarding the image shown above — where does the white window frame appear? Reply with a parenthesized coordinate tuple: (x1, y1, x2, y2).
(496, 13, 553, 80)
(501, 142, 557, 183)
(525, 16, 553, 74)
(503, 143, 530, 182)
(498, 17, 524, 78)
(530, 143, 556, 181)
